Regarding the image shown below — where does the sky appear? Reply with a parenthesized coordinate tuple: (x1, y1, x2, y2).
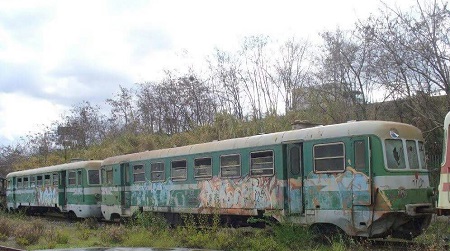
(0, 0, 418, 146)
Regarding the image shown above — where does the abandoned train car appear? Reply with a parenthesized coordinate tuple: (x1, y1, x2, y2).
(437, 111, 450, 215)
(101, 120, 434, 239)
(6, 160, 103, 218)
(0, 176, 6, 210)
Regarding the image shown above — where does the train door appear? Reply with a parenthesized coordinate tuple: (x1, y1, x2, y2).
(286, 143, 304, 214)
(10, 177, 16, 208)
(59, 171, 67, 209)
(77, 170, 85, 203)
(351, 138, 372, 206)
(119, 163, 131, 208)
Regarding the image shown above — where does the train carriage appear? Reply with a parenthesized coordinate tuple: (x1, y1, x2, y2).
(101, 120, 434, 239)
(0, 176, 6, 210)
(437, 111, 450, 215)
(6, 160, 103, 218)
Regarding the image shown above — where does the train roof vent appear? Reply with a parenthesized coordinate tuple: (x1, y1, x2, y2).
(291, 120, 321, 130)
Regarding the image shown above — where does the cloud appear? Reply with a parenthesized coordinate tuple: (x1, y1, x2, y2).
(0, 92, 66, 142)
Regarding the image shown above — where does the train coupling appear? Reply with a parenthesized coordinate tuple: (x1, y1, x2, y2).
(405, 203, 434, 216)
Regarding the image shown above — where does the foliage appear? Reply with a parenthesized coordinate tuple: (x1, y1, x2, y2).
(0, 215, 14, 237)
(99, 225, 127, 244)
(14, 221, 43, 246)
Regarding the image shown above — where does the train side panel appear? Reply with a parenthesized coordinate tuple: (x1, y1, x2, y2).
(6, 160, 102, 218)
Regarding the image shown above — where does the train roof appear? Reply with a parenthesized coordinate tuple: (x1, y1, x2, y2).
(6, 160, 102, 178)
(102, 120, 422, 166)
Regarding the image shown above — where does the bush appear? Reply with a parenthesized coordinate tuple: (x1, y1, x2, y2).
(44, 227, 69, 244)
(133, 211, 168, 231)
(14, 223, 41, 246)
(0, 216, 14, 237)
(99, 225, 127, 244)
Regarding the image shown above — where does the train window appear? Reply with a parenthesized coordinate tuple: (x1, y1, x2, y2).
(171, 160, 187, 181)
(220, 154, 241, 178)
(250, 151, 274, 176)
(77, 170, 82, 185)
(44, 174, 51, 185)
(354, 141, 366, 170)
(290, 147, 301, 175)
(17, 177, 22, 188)
(104, 169, 113, 185)
(194, 157, 212, 179)
(151, 162, 165, 182)
(68, 171, 76, 185)
(406, 140, 419, 169)
(418, 141, 426, 169)
(88, 170, 100, 185)
(314, 142, 345, 173)
(23, 177, 29, 188)
(30, 176, 35, 187)
(53, 173, 59, 186)
(36, 176, 43, 186)
(133, 165, 145, 183)
(385, 139, 406, 169)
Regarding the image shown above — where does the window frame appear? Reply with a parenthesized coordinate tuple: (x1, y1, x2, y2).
(68, 171, 76, 186)
(17, 177, 22, 188)
(52, 173, 59, 186)
(171, 159, 187, 181)
(30, 176, 36, 187)
(220, 154, 241, 178)
(250, 150, 274, 176)
(150, 162, 165, 182)
(88, 169, 101, 185)
(36, 175, 43, 186)
(44, 174, 51, 186)
(194, 157, 213, 179)
(354, 140, 366, 170)
(133, 164, 146, 183)
(384, 139, 427, 171)
(313, 142, 346, 173)
(23, 176, 29, 188)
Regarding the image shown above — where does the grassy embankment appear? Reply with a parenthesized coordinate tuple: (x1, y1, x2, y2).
(0, 211, 448, 251)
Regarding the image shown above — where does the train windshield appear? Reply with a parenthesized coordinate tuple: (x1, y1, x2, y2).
(385, 139, 426, 170)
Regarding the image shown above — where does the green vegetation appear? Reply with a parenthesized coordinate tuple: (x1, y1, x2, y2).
(0, 211, 448, 250)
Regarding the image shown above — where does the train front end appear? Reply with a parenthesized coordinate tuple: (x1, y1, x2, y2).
(369, 122, 434, 239)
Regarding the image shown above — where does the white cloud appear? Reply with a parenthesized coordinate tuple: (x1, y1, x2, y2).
(0, 0, 420, 145)
(0, 93, 66, 142)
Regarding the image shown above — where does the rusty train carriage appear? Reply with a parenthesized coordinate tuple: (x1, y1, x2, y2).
(5, 160, 103, 218)
(101, 120, 433, 239)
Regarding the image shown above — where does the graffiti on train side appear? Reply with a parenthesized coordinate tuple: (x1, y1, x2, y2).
(125, 176, 284, 209)
(198, 176, 283, 209)
(304, 169, 370, 210)
(35, 186, 57, 206)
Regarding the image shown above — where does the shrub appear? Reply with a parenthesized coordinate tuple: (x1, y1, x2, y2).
(99, 225, 127, 244)
(0, 216, 14, 237)
(14, 223, 41, 246)
(133, 211, 168, 231)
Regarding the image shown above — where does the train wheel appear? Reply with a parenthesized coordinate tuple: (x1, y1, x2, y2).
(67, 211, 77, 221)
(310, 224, 347, 244)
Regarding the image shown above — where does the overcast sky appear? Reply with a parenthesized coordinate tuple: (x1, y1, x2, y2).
(0, 0, 417, 146)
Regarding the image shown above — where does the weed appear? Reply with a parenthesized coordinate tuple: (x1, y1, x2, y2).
(0, 216, 13, 237)
(273, 223, 314, 249)
(99, 225, 127, 244)
(133, 211, 168, 231)
(14, 223, 41, 246)
(78, 229, 92, 240)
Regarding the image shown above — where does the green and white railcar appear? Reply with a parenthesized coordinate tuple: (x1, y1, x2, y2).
(6, 160, 102, 218)
(101, 120, 433, 239)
